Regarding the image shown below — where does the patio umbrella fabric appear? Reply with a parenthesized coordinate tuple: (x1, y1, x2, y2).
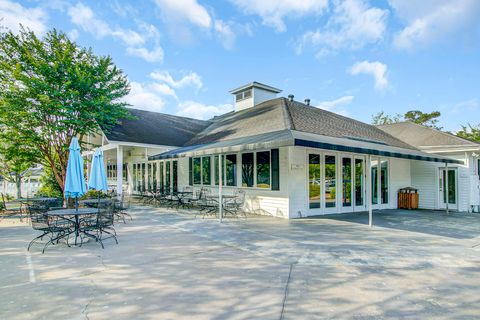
(64, 137, 87, 200)
(88, 149, 108, 192)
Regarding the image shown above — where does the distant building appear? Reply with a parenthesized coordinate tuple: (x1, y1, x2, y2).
(0, 165, 44, 198)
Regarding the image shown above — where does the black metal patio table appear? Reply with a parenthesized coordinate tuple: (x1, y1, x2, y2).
(46, 208, 99, 246)
(175, 191, 193, 208)
(204, 195, 237, 214)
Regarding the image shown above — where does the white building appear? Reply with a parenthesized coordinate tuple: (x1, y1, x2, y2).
(0, 166, 43, 198)
(92, 82, 468, 218)
(378, 122, 480, 212)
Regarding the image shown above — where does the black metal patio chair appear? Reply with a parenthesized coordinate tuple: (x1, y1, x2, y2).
(114, 195, 132, 223)
(224, 190, 247, 218)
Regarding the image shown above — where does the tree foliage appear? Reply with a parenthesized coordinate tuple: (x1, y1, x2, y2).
(456, 123, 480, 143)
(0, 27, 131, 192)
(372, 110, 442, 129)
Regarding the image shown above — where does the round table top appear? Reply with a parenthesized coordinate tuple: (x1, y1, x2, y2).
(13, 197, 58, 203)
(205, 195, 237, 199)
(78, 198, 113, 204)
(46, 208, 99, 216)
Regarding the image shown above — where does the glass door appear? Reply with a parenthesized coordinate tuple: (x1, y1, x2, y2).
(324, 154, 337, 212)
(308, 154, 321, 209)
(439, 168, 457, 210)
(354, 157, 366, 211)
(341, 156, 353, 212)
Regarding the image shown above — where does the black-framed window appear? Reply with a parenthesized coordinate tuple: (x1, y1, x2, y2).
(193, 157, 201, 184)
(202, 156, 211, 185)
(226, 154, 237, 186)
(256, 151, 270, 188)
(242, 153, 254, 187)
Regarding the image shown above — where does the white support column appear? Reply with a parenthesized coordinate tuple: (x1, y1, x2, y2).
(445, 162, 449, 214)
(116, 145, 123, 198)
(366, 154, 372, 228)
(218, 154, 223, 222)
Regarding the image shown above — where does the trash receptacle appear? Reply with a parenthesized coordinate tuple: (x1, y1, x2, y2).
(398, 187, 419, 209)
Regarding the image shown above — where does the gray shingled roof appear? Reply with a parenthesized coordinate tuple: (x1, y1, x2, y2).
(105, 108, 210, 146)
(377, 121, 480, 148)
(185, 98, 416, 150)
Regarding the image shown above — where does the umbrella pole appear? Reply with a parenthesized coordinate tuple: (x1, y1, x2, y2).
(75, 195, 78, 212)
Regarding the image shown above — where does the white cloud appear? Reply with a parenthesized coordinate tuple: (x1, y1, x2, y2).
(68, 3, 164, 63)
(124, 82, 167, 112)
(296, 0, 388, 56)
(126, 46, 164, 63)
(176, 101, 233, 120)
(150, 71, 203, 90)
(390, 0, 480, 50)
(0, 0, 48, 35)
(349, 60, 388, 90)
(313, 95, 354, 116)
(154, 0, 212, 29)
(68, 29, 79, 41)
(68, 2, 145, 47)
(231, 0, 328, 32)
(214, 20, 236, 50)
(450, 98, 479, 114)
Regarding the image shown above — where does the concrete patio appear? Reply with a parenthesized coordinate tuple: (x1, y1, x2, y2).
(1, 207, 480, 319)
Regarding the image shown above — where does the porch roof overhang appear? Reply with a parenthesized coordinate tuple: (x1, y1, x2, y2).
(148, 129, 463, 164)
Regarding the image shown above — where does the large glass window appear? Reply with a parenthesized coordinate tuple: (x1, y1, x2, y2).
(325, 155, 336, 208)
(148, 163, 152, 190)
(159, 162, 164, 192)
(242, 153, 254, 187)
(256, 151, 271, 188)
(342, 157, 352, 207)
(371, 160, 378, 205)
(141, 163, 146, 191)
(355, 159, 364, 206)
(166, 161, 171, 193)
(226, 154, 237, 186)
(380, 160, 388, 204)
(152, 162, 157, 190)
(202, 156, 211, 185)
(193, 158, 201, 184)
(133, 164, 137, 191)
(173, 161, 178, 192)
(309, 154, 321, 209)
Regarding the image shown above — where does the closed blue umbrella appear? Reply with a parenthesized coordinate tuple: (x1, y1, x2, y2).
(64, 137, 86, 210)
(88, 148, 108, 192)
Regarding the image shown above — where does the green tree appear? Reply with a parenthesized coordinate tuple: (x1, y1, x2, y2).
(0, 128, 39, 198)
(404, 110, 442, 129)
(371, 110, 441, 129)
(371, 111, 402, 125)
(456, 123, 480, 143)
(0, 27, 131, 192)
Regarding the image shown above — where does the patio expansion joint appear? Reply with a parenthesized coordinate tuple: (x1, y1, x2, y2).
(279, 262, 295, 320)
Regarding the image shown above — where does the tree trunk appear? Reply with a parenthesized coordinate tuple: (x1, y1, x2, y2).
(15, 173, 22, 199)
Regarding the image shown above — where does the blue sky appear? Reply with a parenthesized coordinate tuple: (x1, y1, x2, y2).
(1, 0, 480, 131)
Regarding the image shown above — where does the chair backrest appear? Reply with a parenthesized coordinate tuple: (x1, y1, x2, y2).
(28, 205, 48, 230)
(235, 190, 246, 205)
(98, 204, 114, 227)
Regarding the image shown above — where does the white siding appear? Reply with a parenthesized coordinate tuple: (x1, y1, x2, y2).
(389, 158, 411, 207)
(411, 160, 437, 210)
